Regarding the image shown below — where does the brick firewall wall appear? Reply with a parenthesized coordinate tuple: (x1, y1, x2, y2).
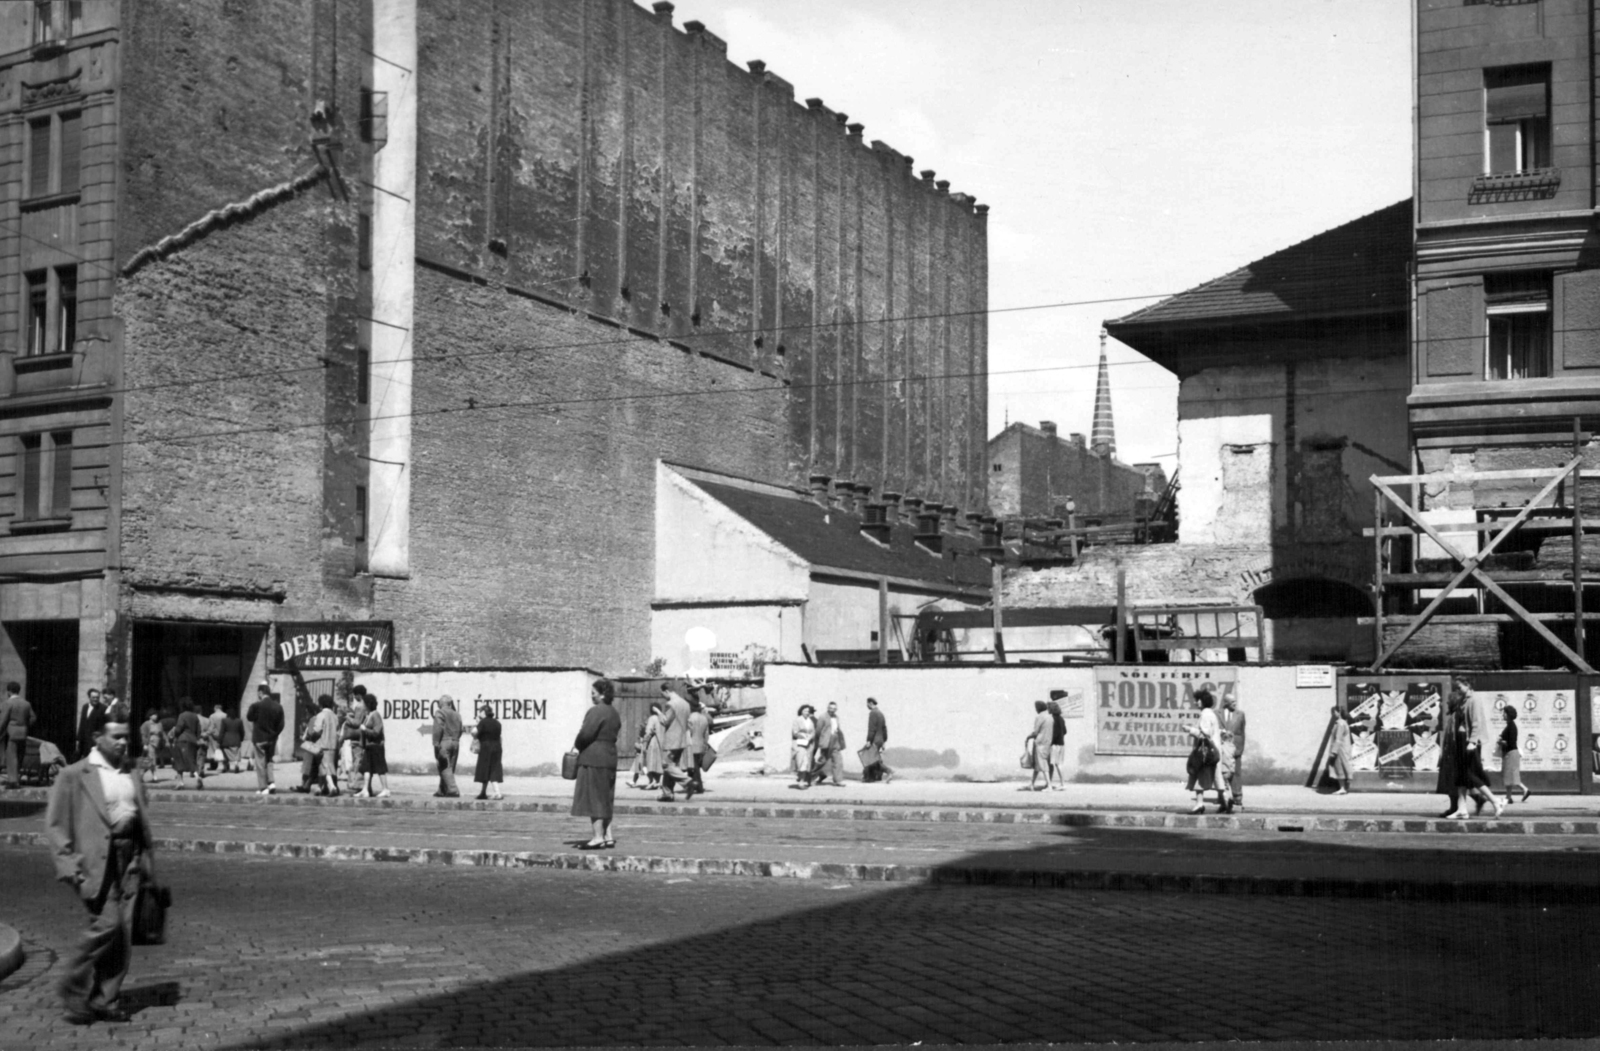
(373, 267, 790, 671)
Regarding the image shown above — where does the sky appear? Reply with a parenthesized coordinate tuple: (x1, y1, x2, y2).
(671, 0, 1414, 473)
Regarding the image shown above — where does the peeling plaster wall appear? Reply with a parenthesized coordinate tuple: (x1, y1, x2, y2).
(654, 465, 809, 604)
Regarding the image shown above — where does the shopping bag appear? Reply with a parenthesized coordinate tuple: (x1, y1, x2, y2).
(561, 749, 580, 780)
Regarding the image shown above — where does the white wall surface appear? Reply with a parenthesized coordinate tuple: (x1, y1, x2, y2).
(655, 464, 809, 603)
(763, 663, 1332, 782)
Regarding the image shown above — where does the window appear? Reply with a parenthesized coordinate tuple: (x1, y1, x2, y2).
(358, 213, 371, 269)
(360, 89, 388, 149)
(992, 462, 1003, 473)
(355, 485, 368, 542)
(1485, 272, 1551, 380)
(19, 431, 72, 521)
(26, 110, 81, 201)
(1485, 66, 1550, 174)
(356, 346, 370, 405)
(22, 265, 76, 356)
(32, 1, 83, 45)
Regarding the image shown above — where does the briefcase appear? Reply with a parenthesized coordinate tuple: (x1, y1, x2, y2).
(132, 882, 172, 946)
(700, 742, 718, 771)
(857, 744, 880, 769)
(561, 749, 580, 780)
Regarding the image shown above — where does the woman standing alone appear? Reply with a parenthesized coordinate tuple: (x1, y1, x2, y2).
(473, 707, 504, 801)
(1499, 705, 1530, 806)
(572, 679, 621, 849)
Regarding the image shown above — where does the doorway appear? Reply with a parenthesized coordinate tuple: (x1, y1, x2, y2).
(131, 621, 266, 725)
(6, 620, 79, 752)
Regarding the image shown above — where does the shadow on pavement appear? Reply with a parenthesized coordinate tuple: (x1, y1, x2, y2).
(223, 837, 1600, 1048)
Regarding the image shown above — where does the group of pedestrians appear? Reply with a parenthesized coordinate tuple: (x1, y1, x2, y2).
(1022, 697, 1069, 791)
(1434, 675, 1528, 818)
(1185, 688, 1246, 814)
(789, 700, 849, 788)
(627, 682, 712, 800)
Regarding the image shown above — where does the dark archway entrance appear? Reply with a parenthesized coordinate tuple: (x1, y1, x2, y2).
(1253, 577, 1372, 662)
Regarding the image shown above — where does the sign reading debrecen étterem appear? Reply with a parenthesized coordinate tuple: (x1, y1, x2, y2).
(276, 622, 395, 670)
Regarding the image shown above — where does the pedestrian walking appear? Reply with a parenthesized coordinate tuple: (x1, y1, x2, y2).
(1498, 705, 1530, 806)
(291, 699, 323, 794)
(639, 701, 665, 790)
(1222, 691, 1246, 809)
(1435, 688, 1467, 818)
(341, 691, 368, 791)
(218, 709, 244, 773)
(862, 697, 893, 782)
(309, 695, 341, 796)
(1023, 701, 1052, 791)
(1325, 706, 1352, 795)
(1456, 677, 1503, 818)
(656, 682, 696, 801)
(45, 704, 158, 1026)
(246, 685, 284, 796)
(1046, 698, 1067, 791)
(813, 701, 846, 786)
(171, 698, 204, 790)
(201, 703, 223, 773)
(357, 694, 391, 798)
(472, 707, 504, 801)
(75, 688, 106, 763)
(687, 698, 711, 792)
(137, 710, 162, 784)
(1186, 688, 1230, 813)
(0, 681, 34, 789)
(790, 704, 816, 788)
(432, 695, 463, 798)
(572, 679, 621, 849)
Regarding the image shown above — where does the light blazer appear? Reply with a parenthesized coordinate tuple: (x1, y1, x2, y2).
(660, 695, 692, 751)
(45, 756, 153, 900)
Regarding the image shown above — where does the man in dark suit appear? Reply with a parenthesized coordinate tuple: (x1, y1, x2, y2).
(46, 704, 157, 1025)
(863, 697, 893, 783)
(75, 688, 105, 761)
(816, 701, 847, 786)
(0, 681, 34, 789)
(246, 684, 284, 795)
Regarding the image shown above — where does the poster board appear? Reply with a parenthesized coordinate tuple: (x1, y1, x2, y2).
(1335, 674, 1449, 782)
(1094, 666, 1238, 757)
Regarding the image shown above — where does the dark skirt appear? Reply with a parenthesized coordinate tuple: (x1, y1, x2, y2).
(1458, 747, 1491, 791)
(364, 744, 388, 776)
(570, 764, 616, 819)
(175, 740, 199, 774)
(474, 741, 503, 784)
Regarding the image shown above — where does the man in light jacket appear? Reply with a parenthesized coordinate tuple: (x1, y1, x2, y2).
(46, 705, 157, 1025)
(432, 695, 464, 797)
(656, 682, 696, 802)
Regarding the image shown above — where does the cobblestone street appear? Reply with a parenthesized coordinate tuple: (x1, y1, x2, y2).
(3, 844, 1598, 1048)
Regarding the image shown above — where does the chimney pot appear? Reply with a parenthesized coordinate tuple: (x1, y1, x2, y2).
(683, 19, 704, 32)
(975, 203, 989, 215)
(1040, 420, 1057, 437)
(1069, 432, 1085, 448)
(808, 472, 831, 508)
(832, 478, 857, 513)
(805, 97, 823, 109)
(935, 180, 950, 193)
(834, 112, 849, 124)
(651, 1, 674, 17)
(861, 503, 892, 544)
(747, 59, 766, 74)
(900, 496, 924, 527)
(919, 169, 935, 183)
(847, 122, 864, 138)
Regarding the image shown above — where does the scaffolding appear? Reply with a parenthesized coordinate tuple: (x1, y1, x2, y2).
(1366, 430, 1599, 673)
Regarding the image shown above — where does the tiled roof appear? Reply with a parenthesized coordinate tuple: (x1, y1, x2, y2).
(689, 479, 993, 593)
(1107, 199, 1411, 332)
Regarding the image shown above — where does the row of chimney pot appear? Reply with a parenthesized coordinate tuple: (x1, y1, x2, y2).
(806, 472, 1002, 551)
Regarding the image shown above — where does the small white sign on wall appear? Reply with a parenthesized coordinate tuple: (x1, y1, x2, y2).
(1296, 665, 1334, 688)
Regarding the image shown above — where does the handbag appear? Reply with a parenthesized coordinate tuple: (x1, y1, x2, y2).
(132, 881, 172, 946)
(470, 738, 480, 754)
(561, 749, 580, 780)
(1020, 747, 1035, 770)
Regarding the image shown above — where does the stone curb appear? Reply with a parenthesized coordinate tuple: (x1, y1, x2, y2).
(3, 830, 1596, 904)
(6, 786, 1596, 836)
(0, 923, 21, 983)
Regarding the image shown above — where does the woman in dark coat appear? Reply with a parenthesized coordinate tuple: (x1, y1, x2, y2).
(1435, 688, 1468, 818)
(473, 709, 504, 801)
(572, 679, 622, 849)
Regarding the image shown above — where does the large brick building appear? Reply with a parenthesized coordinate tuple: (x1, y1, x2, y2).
(0, 0, 988, 749)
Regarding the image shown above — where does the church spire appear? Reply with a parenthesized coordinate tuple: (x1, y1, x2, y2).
(1090, 328, 1116, 458)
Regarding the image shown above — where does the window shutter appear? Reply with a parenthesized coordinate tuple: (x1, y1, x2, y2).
(49, 431, 71, 518)
(1487, 80, 1547, 122)
(29, 119, 50, 196)
(58, 112, 80, 194)
(1423, 279, 1483, 378)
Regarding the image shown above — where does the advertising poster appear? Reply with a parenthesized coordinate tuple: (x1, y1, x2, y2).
(1591, 686, 1600, 782)
(1491, 689, 1577, 773)
(1339, 677, 1445, 777)
(1094, 666, 1237, 757)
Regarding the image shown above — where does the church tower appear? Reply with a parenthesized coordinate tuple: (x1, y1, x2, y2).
(1090, 329, 1117, 458)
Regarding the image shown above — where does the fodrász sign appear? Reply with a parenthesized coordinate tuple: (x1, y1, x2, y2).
(276, 622, 395, 670)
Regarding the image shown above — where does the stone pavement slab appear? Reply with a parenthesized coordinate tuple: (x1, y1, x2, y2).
(3, 846, 1599, 1048)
